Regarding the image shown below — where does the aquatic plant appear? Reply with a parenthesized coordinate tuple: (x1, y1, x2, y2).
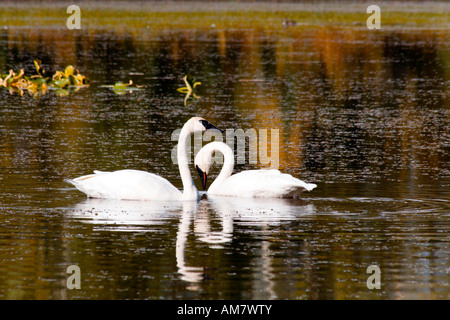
(49, 64, 89, 88)
(0, 60, 89, 97)
(0, 68, 48, 97)
(101, 80, 144, 95)
(177, 75, 201, 106)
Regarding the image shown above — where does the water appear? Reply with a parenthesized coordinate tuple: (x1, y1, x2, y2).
(0, 2, 449, 300)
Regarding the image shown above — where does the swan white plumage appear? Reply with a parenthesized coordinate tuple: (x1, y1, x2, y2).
(65, 117, 221, 201)
(194, 141, 317, 198)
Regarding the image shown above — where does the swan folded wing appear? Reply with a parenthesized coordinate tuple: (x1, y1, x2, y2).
(66, 169, 182, 200)
(213, 169, 316, 198)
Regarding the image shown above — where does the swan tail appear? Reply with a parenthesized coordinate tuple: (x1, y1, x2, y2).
(64, 178, 90, 195)
(64, 178, 77, 187)
(64, 178, 87, 191)
(285, 182, 317, 198)
(65, 177, 100, 198)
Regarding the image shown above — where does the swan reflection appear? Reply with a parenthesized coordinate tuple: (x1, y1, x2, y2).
(207, 195, 316, 226)
(67, 198, 183, 231)
(66, 196, 315, 288)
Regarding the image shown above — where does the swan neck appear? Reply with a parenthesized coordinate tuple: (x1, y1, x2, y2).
(178, 124, 198, 200)
(209, 143, 234, 193)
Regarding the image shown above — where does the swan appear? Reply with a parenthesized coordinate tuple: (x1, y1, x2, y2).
(65, 117, 221, 201)
(194, 141, 317, 198)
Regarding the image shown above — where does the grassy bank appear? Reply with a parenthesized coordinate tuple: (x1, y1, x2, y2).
(0, 1, 448, 30)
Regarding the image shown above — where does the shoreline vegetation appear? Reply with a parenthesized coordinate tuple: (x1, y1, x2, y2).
(0, 1, 448, 30)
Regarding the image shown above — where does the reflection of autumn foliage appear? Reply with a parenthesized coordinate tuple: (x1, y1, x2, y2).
(0, 25, 448, 184)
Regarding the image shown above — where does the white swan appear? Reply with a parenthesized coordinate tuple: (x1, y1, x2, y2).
(194, 141, 317, 198)
(65, 117, 221, 201)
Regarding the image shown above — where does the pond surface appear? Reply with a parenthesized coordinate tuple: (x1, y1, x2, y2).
(0, 2, 449, 299)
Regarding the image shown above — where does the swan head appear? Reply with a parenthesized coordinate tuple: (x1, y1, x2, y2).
(194, 146, 213, 191)
(186, 118, 223, 191)
(186, 117, 223, 134)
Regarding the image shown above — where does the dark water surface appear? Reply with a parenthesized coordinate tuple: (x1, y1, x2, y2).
(0, 4, 449, 299)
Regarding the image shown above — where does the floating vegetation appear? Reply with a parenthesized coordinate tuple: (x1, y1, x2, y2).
(49, 64, 89, 88)
(0, 60, 89, 97)
(0, 68, 48, 97)
(177, 75, 201, 106)
(101, 80, 144, 95)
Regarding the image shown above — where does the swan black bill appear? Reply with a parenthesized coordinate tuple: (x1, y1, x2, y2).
(200, 119, 224, 133)
(196, 165, 208, 191)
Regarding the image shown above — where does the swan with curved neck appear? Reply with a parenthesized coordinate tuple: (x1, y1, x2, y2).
(195, 141, 316, 198)
(65, 117, 221, 201)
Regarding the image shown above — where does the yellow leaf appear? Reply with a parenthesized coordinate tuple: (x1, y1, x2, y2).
(64, 65, 75, 78)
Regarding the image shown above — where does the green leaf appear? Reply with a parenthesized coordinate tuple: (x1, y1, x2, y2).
(111, 81, 127, 95)
(53, 78, 70, 88)
(113, 82, 128, 90)
(30, 77, 46, 85)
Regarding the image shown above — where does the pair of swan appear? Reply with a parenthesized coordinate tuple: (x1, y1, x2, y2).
(66, 117, 316, 201)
